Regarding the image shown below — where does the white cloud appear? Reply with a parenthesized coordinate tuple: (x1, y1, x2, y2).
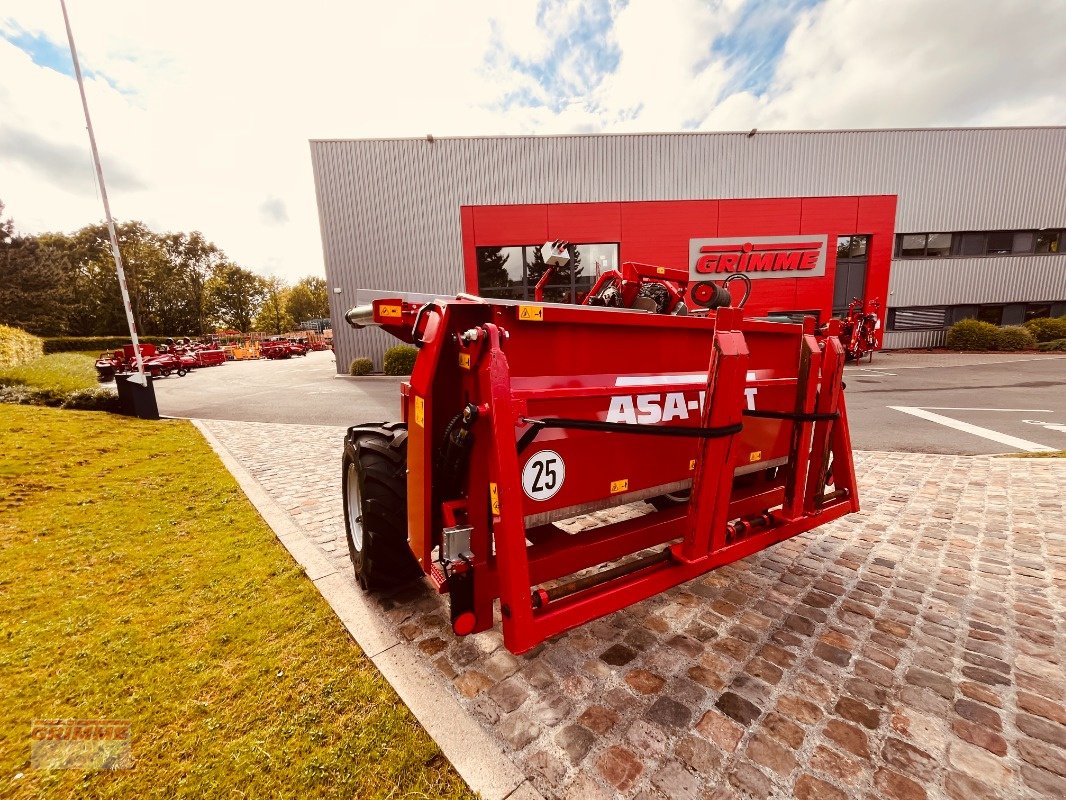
(1, 0, 1064, 283)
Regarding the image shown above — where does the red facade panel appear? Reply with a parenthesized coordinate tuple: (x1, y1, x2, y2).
(547, 203, 621, 243)
(463, 196, 896, 327)
(473, 204, 548, 245)
(857, 195, 898, 319)
(717, 198, 802, 237)
(619, 200, 718, 268)
(800, 197, 859, 235)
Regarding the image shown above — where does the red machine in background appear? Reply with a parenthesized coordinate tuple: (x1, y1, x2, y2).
(342, 279, 859, 654)
(838, 298, 882, 362)
(534, 239, 752, 315)
(96, 344, 189, 380)
(261, 338, 309, 359)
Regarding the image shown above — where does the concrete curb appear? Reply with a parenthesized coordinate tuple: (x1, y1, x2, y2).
(192, 419, 540, 800)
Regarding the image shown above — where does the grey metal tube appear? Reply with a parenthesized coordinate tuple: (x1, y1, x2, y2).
(345, 305, 378, 329)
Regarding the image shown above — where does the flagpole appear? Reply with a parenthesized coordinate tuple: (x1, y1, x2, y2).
(59, 0, 149, 386)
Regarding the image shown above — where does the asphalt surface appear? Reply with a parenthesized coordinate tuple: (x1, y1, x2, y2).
(844, 352, 1066, 454)
(153, 351, 401, 425)
(152, 349, 1066, 455)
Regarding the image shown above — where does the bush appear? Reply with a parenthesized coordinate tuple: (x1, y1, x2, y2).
(1023, 316, 1066, 343)
(43, 336, 172, 354)
(349, 357, 374, 376)
(0, 383, 119, 411)
(1037, 338, 1066, 352)
(945, 319, 999, 351)
(995, 325, 1037, 351)
(382, 345, 418, 376)
(0, 325, 44, 369)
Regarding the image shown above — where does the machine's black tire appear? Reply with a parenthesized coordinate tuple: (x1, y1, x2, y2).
(342, 422, 421, 591)
(648, 490, 691, 511)
(160, 368, 171, 377)
(177, 367, 188, 377)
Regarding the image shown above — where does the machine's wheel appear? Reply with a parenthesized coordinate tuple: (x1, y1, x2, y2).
(160, 368, 171, 377)
(648, 489, 691, 511)
(342, 422, 421, 590)
(177, 367, 188, 377)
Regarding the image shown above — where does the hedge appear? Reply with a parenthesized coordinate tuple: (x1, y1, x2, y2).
(43, 336, 173, 354)
(945, 319, 999, 351)
(1023, 316, 1066, 343)
(995, 325, 1036, 351)
(0, 384, 119, 411)
(349, 357, 374, 376)
(382, 345, 418, 376)
(1037, 338, 1066, 352)
(0, 325, 44, 369)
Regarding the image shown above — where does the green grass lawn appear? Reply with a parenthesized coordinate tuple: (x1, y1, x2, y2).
(0, 353, 100, 393)
(0, 405, 472, 799)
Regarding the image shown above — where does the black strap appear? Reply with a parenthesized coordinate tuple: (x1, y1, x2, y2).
(518, 417, 743, 453)
(516, 409, 837, 453)
(743, 409, 839, 422)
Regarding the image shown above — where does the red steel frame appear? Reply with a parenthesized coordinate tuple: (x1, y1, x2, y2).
(363, 295, 858, 655)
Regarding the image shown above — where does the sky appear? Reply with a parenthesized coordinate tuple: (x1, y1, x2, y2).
(2, 0, 1065, 282)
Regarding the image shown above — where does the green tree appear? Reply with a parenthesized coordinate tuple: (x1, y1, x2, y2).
(0, 201, 73, 335)
(285, 276, 329, 324)
(526, 244, 582, 303)
(205, 263, 266, 332)
(254, 276, 294, 334)
(159, 231, 226, 334)
(476, 247, 516, 290)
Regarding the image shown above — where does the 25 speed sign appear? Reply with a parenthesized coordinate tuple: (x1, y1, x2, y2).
(522, 450, 565, 501)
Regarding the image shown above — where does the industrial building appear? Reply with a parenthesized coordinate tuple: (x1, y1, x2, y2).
(310, 127, 1066, 370)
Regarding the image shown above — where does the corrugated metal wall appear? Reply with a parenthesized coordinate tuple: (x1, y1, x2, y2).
(889, 255, 1066, 306)
(309, 128, 1066, 369)
(883, 329, 947, 349)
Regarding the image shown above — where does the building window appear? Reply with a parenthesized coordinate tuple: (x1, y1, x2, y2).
(925, 233, 952, 256)
(894, 233, 953, 257)
(958, 233, 986, 256)
(898, 234, 927, 257)
(888, 307, 949, 331)
(1025, 303, 1052, 321)
(476, 243, 618, 303)
(1012, 232, 1035, 253)
(1036, 231, 1063, 253)
(895, 229, 1066, 258)
(976, 305, 1004, 325)
(837, 235, 869, 258)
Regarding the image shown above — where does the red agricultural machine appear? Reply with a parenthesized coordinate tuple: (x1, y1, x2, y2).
(261, 338, 309, 359)
(96, 344, 190, 380)
(837, 298, 882, 362)
(342, 265, 859, 655)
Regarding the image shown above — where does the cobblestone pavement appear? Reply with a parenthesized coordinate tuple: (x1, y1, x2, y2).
(200, 419, 1066, 800)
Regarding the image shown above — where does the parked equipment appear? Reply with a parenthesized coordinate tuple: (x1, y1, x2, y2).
(837, 298, 881, 362)
(342, 284, 859, 654)
(534, 239, 752, 315)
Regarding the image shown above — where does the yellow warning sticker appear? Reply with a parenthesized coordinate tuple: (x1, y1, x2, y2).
(518, 305, 544, 321)
(378, 304, 402, 318)
(414, 396, 425, 428)
(689, 459, 696, 471)
(749, 450, 762, 463)
(490, 482, 500, 515)
(458, 353, 471, 369)
(610, 479, 629, 494)
(656, 267, 666, 275)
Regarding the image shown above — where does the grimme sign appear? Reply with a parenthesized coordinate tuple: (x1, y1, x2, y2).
(689, 234, 829, 280)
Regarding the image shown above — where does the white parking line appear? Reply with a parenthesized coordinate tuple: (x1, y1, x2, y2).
(889, 406, 1057, 453)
